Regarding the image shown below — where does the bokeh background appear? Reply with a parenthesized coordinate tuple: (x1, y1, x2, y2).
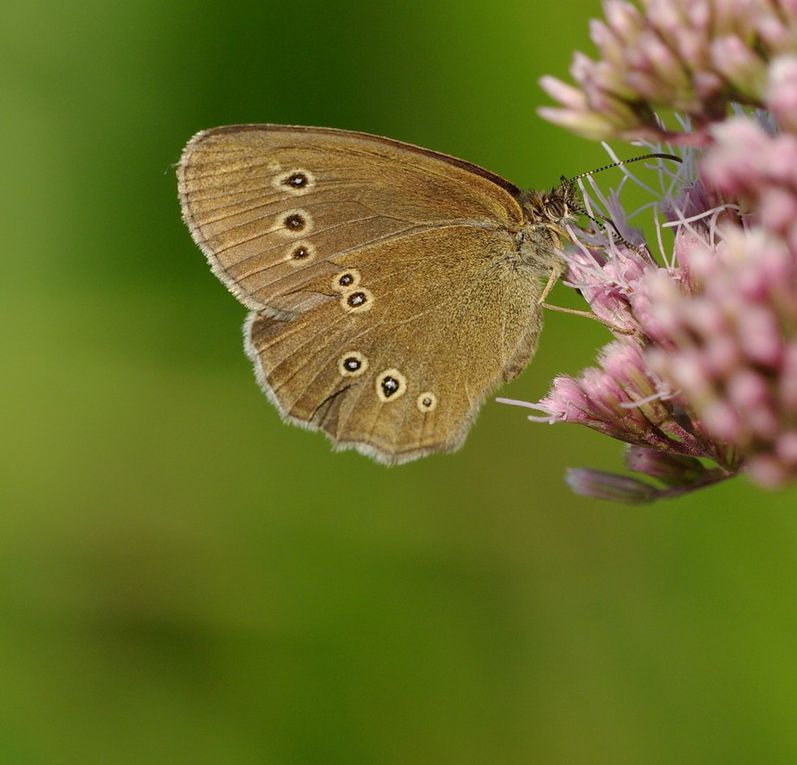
(3, 0, 797, 762)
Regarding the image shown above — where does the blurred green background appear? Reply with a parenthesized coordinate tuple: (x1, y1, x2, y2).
(3, 0, 797, 763)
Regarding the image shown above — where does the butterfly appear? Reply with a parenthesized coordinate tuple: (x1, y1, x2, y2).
(177, 124, 582, 464)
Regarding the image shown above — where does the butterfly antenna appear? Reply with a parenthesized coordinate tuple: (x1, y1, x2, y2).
(566, 152, 681, 183)
(577, 209, 636, 249)
(566, 152, 681, 249)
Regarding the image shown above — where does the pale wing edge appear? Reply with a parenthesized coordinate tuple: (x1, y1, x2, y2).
(177, 130, 267, 311)
(242, 311, 504, 466)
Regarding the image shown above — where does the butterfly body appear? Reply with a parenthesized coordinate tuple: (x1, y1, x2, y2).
(178, 125, 576, 464)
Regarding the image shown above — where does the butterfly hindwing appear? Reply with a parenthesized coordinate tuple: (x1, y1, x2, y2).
(244, 225, 543, 464)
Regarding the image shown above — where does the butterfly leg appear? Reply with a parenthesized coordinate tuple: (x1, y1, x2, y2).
(537, 265, 637, 335)
(537, 264, 561, 304)
(540, 301, 637, 336)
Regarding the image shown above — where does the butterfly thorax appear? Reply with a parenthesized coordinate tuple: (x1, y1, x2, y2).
(515, 177, 580, 271)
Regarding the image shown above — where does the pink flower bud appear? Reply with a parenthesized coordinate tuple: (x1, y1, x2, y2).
(538, 76, 588, 110)
(760, 187, 797, 234)
(702, 401, 743, 442)
(590, 19, 624, 64)
(704, 334, 741, 377)
(624, 445, 706, 484)
(603, 0, 644, 44)
(747, 455, 790, 488)
(727, 370, 779, 440)
(778, 344, 797, 411)
(776, 432, 797, 465)
(737, 306, 783, 368)
(565, 468, 659, 503)
(767, 55, 797, 132)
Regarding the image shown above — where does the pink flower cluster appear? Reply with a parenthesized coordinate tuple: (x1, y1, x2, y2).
(510, 0, 797, 501)
(642, 117, 797, 487)
(503, 191, 742, 501)
(540, 0, 797, 143)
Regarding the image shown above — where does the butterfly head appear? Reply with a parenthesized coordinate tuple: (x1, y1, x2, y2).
(519, 177, 581, 231)
(516, 177, 583, 266)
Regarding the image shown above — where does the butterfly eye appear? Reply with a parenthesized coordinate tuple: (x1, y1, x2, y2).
(416, 392, 438, 412)
(338, 351, 369, 377)
(376, 369, 407, 402)
(541, 202, 558, 221)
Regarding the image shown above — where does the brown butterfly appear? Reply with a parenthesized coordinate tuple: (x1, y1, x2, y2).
(177, 125, 581, 464)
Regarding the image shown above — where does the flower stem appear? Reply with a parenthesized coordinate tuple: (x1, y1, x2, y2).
(654, 468, 736, 500)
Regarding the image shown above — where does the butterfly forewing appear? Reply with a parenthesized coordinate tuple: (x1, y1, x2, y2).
(178, 125, 544, 463)
(178, 125, 524, 311)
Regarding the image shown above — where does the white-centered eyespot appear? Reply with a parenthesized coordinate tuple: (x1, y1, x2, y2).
(331, 269, 361, 292)
(340, 287, 373, 314)
(272, 168, 316, 195)
(277, 209, 313, 237)
(376, 368, 407, 402)
(416, 391, 438, 413)
(338, 351, 369, 377)
(285, 240, 316, 265)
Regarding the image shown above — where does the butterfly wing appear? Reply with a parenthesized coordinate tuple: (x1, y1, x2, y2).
(178, 125, 543, 463)
(178, 125, 524, 316)
(245, 224, 543, 463)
